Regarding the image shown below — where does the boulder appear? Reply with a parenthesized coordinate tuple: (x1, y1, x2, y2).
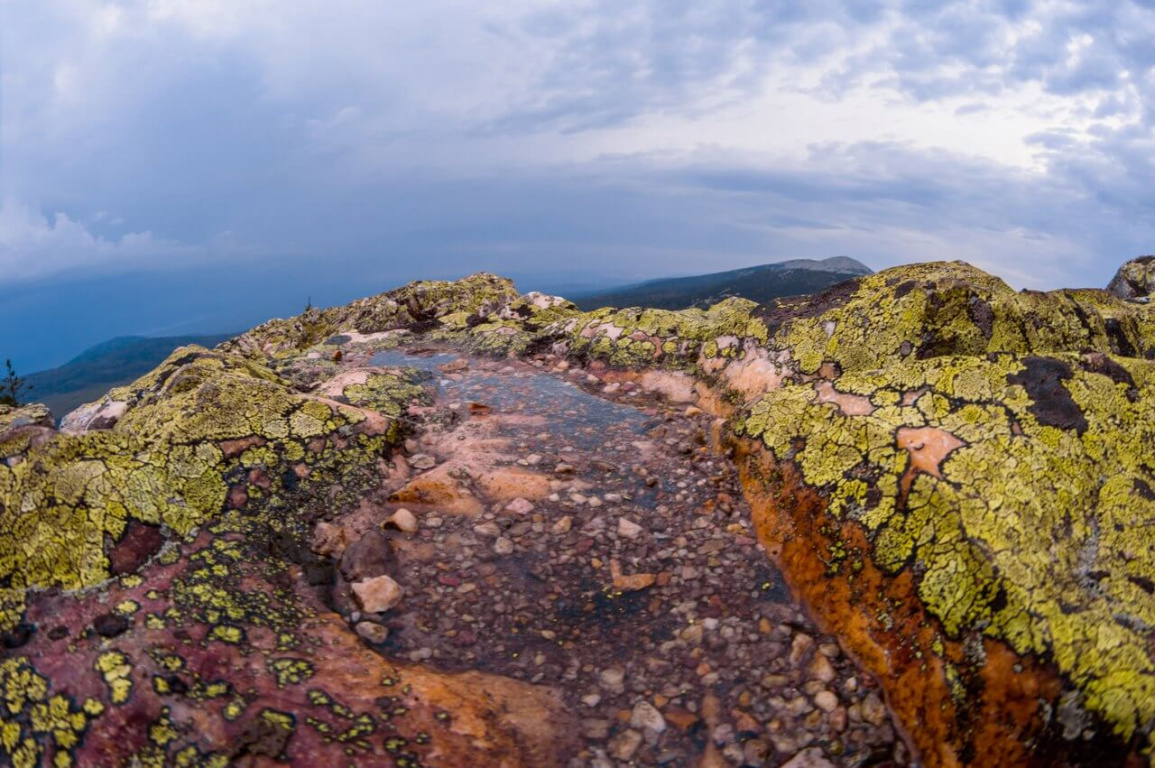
(1107, 255, 1155, 300)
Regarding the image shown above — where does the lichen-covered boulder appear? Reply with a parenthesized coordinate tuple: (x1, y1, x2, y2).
(0, 403, 55, 465)
(0, 340, 575, 766)
(722, 263, 1155, 767)
(1108, 256, 1155, 300)
(221, 273, 577, 360)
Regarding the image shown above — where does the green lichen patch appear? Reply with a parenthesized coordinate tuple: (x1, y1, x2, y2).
(739, 351, 1155, 748)
(763, 262, 1154, 376)
(0, 347, 412, 631)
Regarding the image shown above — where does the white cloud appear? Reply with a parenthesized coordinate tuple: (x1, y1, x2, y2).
(0, 198, 238, 282)
(1, 0, 1153, 290)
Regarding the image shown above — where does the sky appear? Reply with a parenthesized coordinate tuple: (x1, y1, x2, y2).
(2, 0, 1155, 372)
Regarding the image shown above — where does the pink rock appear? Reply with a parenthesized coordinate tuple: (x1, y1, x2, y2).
(351, 575, 403, 613)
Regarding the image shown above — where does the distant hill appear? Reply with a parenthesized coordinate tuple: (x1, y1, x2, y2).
(26, 334, 234, 421)
(571, 257, 873, 310)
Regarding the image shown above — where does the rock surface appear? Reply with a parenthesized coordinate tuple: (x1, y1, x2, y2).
(1107, 255, 1155, 300)
(1, 260, 1153, 766)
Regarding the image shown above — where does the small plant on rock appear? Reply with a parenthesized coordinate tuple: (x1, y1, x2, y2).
(0, 359, 31, 407)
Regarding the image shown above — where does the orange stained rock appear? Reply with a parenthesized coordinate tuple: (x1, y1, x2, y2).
(610, 559, 657, 592)
(389, 464, 484, 516)
(475, 467, 551, 501)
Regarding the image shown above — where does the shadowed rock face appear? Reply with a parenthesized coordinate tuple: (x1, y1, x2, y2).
(1, 260, 1154, 766)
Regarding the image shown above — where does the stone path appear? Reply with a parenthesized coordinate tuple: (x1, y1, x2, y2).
(316, 349, 908, 768)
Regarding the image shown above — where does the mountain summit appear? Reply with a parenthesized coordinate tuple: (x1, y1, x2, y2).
(573, 256, 872, 310)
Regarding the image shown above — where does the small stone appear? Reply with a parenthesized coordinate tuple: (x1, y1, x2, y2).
(610, 560, 656, 592)
(339, 528, 395, 582)
(599, 667, 626, 694)
(608, 729, 643, 760)
(506, 497, 535, 515)
(473, 521, 501, 537)
(355, 621, 389, 644)
(808, 652, 837, 684)
(555, 462, 574, 474)
(790, 633, 814, 665)
(743, 740, 771, 766)
(551, 516, 573, 534)
(424, 516, 444, 528)
(631, 700, 667, 734)
(383, 508, 418, 534)
(494, 537, 515, 555)
(581, 718, 612, 740)
(814, 690, 838, 712)
(311, 521, 349, 557)
(410, 454, 436, 470)
(664, 706, 699, 731)
(351, 575, 403, 613)
(861, 691, 887, 726)
(581, 693, 602, 707)
(618, 518, 643, 539)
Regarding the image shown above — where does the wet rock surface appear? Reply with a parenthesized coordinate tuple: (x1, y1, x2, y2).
(319, 350, 904, 767)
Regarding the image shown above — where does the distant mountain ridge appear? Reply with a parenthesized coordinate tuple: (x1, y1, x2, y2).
(26, 334, 234, 421)
(571, 256, 872, 310)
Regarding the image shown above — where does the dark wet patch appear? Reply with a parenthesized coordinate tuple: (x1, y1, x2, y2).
(1006, 356, 1088, 434)
(325, 334, 352, 345)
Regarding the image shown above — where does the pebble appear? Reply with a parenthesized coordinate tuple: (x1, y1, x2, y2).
(599, 667, 626, 694)
(814, 690, 839, 712)
(609, 730, 643, 760)
(473, 521, 501, 537)
(494, 537, 515, 555)
(410, 453, 436, 470)
(351, 575, 403, 613)
(809, 652, 837, 683)
(384, 508, 418, 533)
(618, 518, 643, 538)
(631, 700, 667, 734)
(862, 692, 887, 726)
(581, 718, 612, 740)
(355, 621, 389, 643)
(506, 498, 535, 515)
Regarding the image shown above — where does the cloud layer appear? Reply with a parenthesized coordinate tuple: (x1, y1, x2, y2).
(3, 0, 1155, 367)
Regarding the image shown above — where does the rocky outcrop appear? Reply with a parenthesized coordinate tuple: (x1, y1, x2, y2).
(2, 258, 1154, 766)
(0, 344, 576, 766)
(1108, 256, 1155, 300)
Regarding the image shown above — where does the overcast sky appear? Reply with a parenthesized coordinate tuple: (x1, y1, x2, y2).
(3, 0, 1154, 371)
